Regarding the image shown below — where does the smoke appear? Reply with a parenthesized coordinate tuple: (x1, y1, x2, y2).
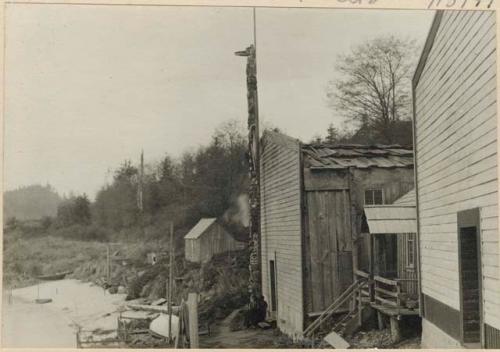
(223, 194, 250, 228)
(236, 194, 250, 227)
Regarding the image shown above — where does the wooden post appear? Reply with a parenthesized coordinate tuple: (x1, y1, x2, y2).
(187, 293, 199, 348)
(168, 221, 174, 342)
(390, 316, 401, 343)
(369, 234, 375, 303)
(377, 311, 385, 330)
(106, 244, 110, 284)
(357, 288, 363, 326)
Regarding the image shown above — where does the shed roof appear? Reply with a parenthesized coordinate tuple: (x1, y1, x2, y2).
(364, 189, 416, 234)
(394, 189, 416, 206)
(184, 218, 217, 240)
(302, 144, 413, 170)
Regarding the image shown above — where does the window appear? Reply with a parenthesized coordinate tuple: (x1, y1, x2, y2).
(365, 189, 384, 205)
(406, 234, 415, 269)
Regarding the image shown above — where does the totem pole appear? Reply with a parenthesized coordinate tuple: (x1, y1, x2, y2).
(235, 44, 261, 302)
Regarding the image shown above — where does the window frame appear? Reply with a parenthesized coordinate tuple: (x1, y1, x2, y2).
(406, 234, 416, 269)
(364, 188, 385, 205)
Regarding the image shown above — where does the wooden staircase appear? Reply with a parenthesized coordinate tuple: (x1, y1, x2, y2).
(304, 278, 368, 339)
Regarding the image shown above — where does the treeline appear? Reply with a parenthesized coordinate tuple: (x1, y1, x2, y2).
(4, 184, 61, 220)
(6, 120, 249, 243)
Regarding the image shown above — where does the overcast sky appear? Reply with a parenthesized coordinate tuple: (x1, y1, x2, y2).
(4, 5, 435, 198)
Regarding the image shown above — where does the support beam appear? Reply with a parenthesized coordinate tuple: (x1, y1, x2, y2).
(390, 316, 401, 343)
(187, 293, 199, 348)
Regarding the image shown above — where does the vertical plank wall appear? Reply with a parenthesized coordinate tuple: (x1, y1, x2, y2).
(305, 190, 353, 313)
(260, 131, 304, 338)
(414, 10, 499, 338)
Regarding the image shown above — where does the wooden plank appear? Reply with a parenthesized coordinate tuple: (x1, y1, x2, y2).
(355, 269, 369, 279)
(308, 192, 323, 312)
(375, 296, 399, 307)
(303, 168, 349, 191)
(324, 192, 334, 308)
(324, 331, 350, 349)
(375, 287, 399, 298)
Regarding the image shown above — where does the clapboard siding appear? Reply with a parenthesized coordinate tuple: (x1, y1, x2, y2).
(260, 132, 304, 338)
(414, 9, 499, 340)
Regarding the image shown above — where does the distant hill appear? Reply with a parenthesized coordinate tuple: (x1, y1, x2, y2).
(3, 184, 62, 220)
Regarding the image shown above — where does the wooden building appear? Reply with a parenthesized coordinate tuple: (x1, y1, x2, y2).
(413, 11, 499, 348)
(184, 218, 245, 263)
(260, 131, 414, 338)
(357, 189, 419, 341)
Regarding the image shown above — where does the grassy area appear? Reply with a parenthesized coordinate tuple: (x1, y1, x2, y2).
(2, 230, 107, 288)
(3, 226, 251, 329)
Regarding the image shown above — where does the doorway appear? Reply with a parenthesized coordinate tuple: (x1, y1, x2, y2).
(457, 208, 482, 345)
(269, 260, 277, 312)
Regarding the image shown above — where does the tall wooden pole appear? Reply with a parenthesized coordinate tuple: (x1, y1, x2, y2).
(106, 244, 110, 284)
(138, 150, 145, 237)
(235, 8, 261, 302)
(168, 221, 174, 342)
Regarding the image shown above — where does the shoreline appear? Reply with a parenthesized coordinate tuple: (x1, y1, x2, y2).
(2, 279, 127, 348)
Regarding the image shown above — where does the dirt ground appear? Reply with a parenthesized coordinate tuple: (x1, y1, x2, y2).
(200, 309, 302, 348)
(348, 328, 421, 349)
(200, 309, 421, 349)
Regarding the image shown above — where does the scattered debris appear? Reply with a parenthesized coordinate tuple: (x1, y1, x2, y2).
(257, 321, 271, 330)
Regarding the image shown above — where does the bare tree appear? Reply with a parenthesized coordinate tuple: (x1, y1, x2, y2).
(327, 36, 419, 143)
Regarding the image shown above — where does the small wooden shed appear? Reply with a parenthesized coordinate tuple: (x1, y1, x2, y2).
(184, 218, 245, 263)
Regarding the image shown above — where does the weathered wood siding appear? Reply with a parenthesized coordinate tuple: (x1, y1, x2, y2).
(304, 189, 353, 313)
(260, 132, 304, 338)
(185, 223, 245, 263)
(303, 167, 414, 313)
(185, 238, 200, 262)
(414, 10, 499, 336)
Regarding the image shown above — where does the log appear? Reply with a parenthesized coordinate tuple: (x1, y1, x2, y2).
(126, 304, 180, 314)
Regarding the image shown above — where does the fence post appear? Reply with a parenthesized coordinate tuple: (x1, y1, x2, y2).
(187, 293, 199, 348)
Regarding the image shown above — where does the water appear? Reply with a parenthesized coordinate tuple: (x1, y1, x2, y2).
(2, 279, 126, 348)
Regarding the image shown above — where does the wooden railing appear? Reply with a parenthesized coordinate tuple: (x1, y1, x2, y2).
(304, 278, 367, 338)
(354, 270, 372, 302)
(374, 275, 401, 307)
(354, 270, 418, 309)
(373, 276, 418, 308)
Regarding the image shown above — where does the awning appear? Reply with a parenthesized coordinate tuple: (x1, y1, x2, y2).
(364, 205, 417, 234)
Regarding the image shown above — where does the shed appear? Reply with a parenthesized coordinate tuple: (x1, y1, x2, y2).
(184, 218, 245, 263)
(413, 10, 499, 348)
(260, 131, 414, 338)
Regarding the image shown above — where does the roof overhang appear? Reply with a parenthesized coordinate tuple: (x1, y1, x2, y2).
(364, 205, 417, 234)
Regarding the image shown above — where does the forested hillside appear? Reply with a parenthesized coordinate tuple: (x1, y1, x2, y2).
(4, 120, 249, 242)
(4, 184, 62, 220)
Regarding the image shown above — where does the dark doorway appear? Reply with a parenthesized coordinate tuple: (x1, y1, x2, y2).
(269, 260, 277, 312)
(457, 209, 482, 345)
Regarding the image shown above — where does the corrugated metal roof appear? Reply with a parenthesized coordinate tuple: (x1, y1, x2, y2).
(302, 144, 413, 170)
(394, 189, 416, 206)
(364, 205, 416, 234)
(184, 218, 217, 240)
